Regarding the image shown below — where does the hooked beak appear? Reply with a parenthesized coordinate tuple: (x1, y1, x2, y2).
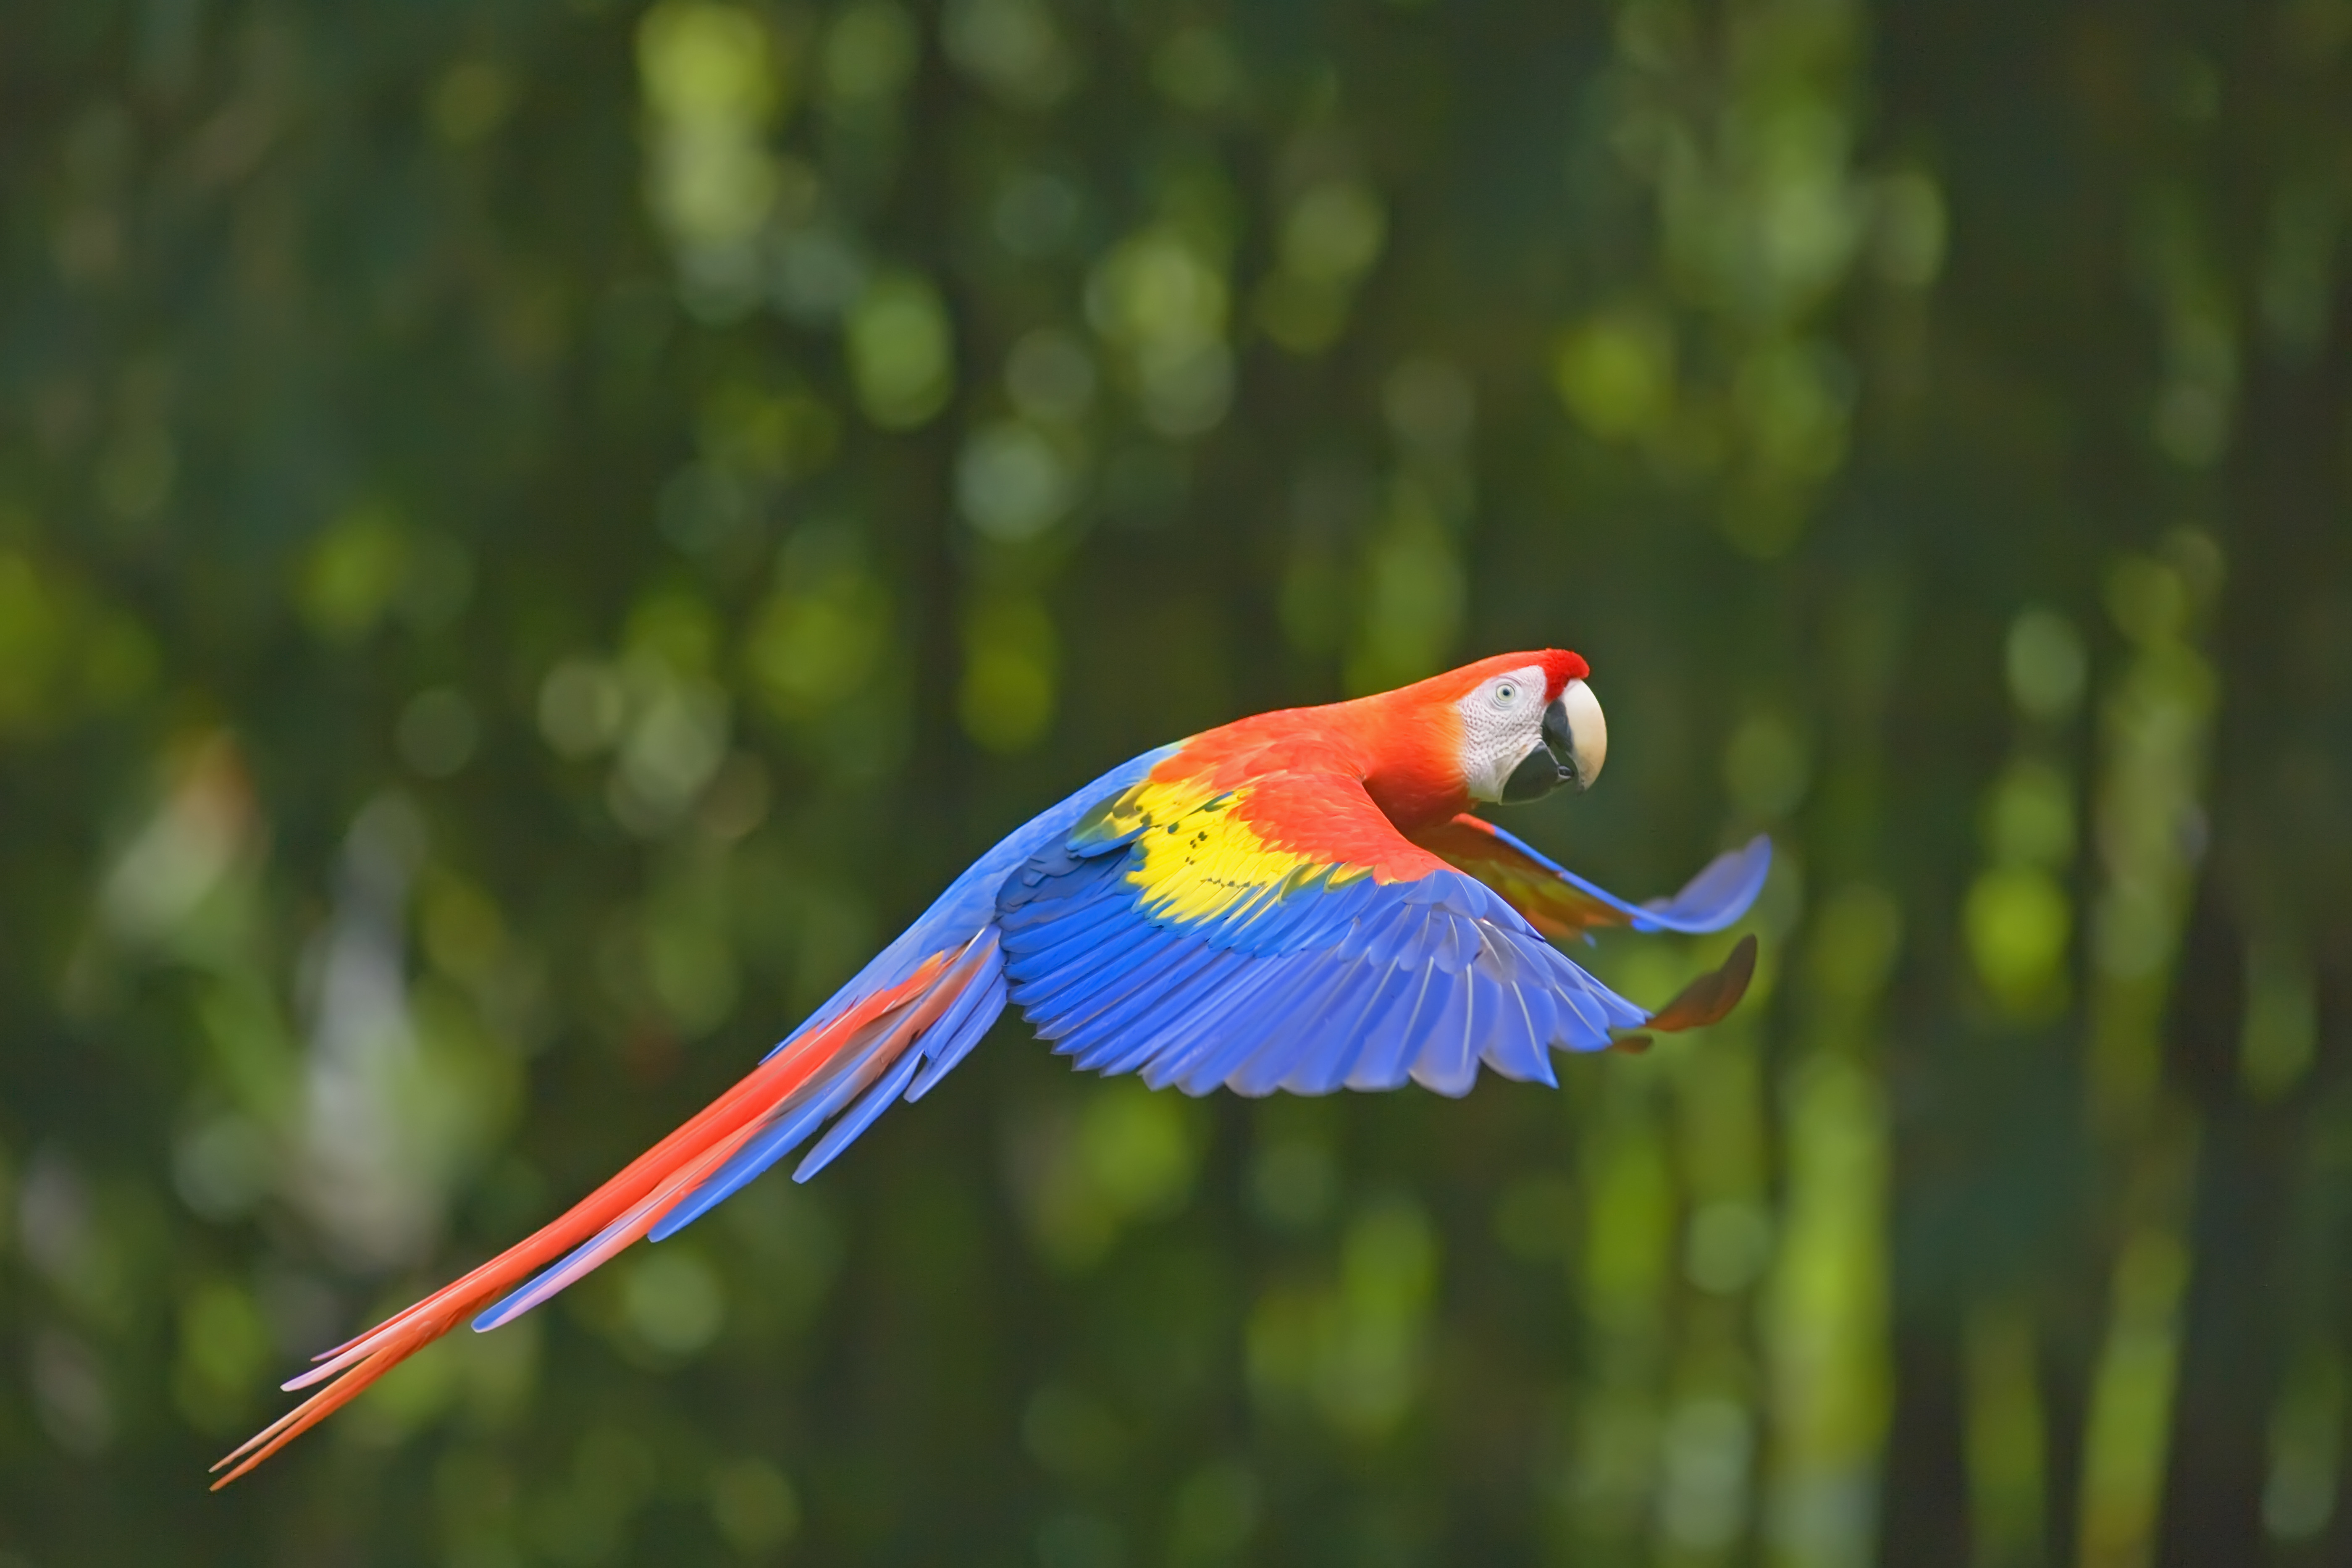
(1501, 678, 1609, 802)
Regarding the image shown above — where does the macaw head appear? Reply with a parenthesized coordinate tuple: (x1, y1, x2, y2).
(1438, 649, 1607, 805)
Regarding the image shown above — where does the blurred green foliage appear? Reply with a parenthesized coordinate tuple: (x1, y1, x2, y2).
(2, 1, 2349, 1565)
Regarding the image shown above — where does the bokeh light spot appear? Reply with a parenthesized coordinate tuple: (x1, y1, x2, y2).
(622, 1246, 726, 1356)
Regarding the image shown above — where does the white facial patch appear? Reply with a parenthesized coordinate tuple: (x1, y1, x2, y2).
(1456, 663, 1552, 802)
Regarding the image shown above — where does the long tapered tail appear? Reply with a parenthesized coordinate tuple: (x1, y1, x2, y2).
(211, 931, 1000, 1489)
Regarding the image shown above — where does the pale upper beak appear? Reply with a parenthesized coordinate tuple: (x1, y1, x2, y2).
(1556, 678, 1606, 790)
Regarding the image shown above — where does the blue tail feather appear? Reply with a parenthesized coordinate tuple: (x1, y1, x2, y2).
(795, 1044, 929, 1182)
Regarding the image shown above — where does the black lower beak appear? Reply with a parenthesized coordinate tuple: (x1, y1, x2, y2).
(1501, 698, 1583, 802)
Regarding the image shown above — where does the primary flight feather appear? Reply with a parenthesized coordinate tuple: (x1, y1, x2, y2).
(213, 649, 1768, 1486)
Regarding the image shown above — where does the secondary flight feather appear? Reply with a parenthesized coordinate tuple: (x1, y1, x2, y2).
(213, 648, 1769, 1486)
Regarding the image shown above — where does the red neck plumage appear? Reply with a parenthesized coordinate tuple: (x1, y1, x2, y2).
(1339, 692, 1472, 832)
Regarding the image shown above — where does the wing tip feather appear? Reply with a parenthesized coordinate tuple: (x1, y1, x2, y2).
(1643, 933, 1759, 1034)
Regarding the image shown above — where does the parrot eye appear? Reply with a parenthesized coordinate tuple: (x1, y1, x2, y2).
(1491, 680, 1521, 708)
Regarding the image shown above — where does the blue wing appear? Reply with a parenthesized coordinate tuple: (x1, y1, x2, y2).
(996, 771, 1667, 1099)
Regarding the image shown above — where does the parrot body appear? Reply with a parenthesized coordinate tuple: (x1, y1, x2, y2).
(215, 650, 1767, 1486)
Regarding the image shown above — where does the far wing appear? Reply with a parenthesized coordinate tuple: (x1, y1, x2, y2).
(997, 770, 1658, 1099)
(1412, 815, 1770, 940)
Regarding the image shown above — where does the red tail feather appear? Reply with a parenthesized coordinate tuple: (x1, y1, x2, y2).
(211, 946, 965, 1489)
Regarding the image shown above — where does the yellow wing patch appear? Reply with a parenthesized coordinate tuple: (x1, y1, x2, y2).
(1069, 772, 1218, 849)
(1081, 777, 1368, 928)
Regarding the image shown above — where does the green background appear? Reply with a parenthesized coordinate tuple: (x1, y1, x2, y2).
(2, 1, 2348, 1564)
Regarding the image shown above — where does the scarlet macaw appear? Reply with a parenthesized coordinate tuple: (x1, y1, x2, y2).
(214, 649, 1767, 1485)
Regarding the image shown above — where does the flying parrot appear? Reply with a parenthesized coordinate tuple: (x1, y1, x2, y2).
(213, 649, 1767, 1486)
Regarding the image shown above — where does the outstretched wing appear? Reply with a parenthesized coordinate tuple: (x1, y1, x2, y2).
(996, 768, 1734, 1099)
(1412, 814, 1770, 941)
